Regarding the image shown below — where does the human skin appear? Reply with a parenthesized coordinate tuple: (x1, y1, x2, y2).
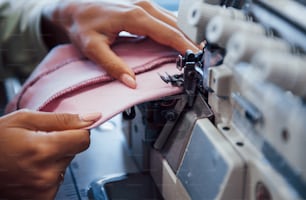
(0, 1, 199, 199)
(41, 0, 199, 89)
(0, 110, 101, 200)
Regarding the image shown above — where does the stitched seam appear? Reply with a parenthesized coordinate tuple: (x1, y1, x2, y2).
(16, 57, 84, 110)
(38, 55, 177, 111)
(17, 52, 177, 111)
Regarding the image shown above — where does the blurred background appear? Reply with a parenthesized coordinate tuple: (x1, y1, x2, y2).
(153, 0, 180, 11)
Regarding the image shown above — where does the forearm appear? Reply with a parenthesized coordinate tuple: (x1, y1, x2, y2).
(40, 13, 70, 50)
(40, 0, 134, 50)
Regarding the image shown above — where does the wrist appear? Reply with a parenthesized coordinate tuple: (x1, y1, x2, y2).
(40, 1, 73, 49)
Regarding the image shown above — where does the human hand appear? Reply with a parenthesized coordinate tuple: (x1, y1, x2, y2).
(0, 110, 101, 200)
(42, 0, 199, 89)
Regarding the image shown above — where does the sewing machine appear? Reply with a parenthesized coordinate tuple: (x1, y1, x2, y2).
(55, 0, 306, 199)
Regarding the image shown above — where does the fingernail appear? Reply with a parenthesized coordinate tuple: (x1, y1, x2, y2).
(79, 112, 102, 122)
(121, 74, 137, 89)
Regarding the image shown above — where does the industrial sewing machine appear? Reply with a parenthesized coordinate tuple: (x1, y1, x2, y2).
(54, 0, 306, 199)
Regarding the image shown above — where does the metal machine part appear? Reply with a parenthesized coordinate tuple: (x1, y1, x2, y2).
(250, 51, 306, 98)
(177, 0, 247, 44)
(176, 119, 245, 200)
(206, 15, 266, 47)
(121, 1, 306, 199)
(174, 0, 306, 199)
(56, 1, 306, 199)
(87, 173, 163, 200)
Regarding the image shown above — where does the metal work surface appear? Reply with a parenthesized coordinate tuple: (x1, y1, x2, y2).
(55, 115, 139, 200)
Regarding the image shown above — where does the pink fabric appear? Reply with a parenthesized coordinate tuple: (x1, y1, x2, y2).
(6, 38, 182, 127)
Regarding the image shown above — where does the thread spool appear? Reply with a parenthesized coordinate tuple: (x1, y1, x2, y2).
(226, 32, 291, 64)
(251, 51, 306, 98)
(184, 2, 247, 43)
(206, 16, 266, 47)
(188, 2, 246, 30)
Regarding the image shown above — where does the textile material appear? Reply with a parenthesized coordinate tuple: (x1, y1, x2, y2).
(6, 38, 183, 128)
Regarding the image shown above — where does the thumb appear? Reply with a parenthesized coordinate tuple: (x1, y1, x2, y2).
(9, 110, 101, 131)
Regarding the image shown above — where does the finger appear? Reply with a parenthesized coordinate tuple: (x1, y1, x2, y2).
(134, 2, 202, 51)
(80, 31, 137, 88)
(134, 0, 178, 29)
(122, 7, 200, 54)
(44, 156, 73, 180)
(46, 129, 91, 157)
(10, 110, 101, 131)
(55, 156, 74, 171)
(38, 186, 60, 200)
(133, 1, 200, 49)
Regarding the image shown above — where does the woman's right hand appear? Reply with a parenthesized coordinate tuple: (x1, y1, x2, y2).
(42, 0, 200, 89)
(0, 110, 101, 200)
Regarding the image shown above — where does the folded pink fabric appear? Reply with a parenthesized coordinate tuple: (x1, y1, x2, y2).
(5, 37, 182, 128)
